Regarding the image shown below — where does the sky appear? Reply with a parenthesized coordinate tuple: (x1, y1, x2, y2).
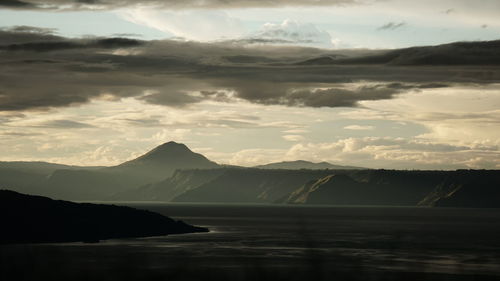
(0, 0, 499, 169)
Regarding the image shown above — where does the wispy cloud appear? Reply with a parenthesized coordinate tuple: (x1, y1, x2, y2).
(377, 21, 406, 31)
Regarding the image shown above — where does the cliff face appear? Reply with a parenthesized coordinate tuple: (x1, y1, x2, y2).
(173, 168, 334, 203)
(0, 190, 208, 244)
(285, 170, 446, 206)
(114, 168, 500, 208)
(286, 175, 358, 204)
(419, 170, 500, 208)
(284, 170, 500, 208)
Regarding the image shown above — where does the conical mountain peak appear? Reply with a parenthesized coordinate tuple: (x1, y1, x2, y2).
(145, 141, 190, 155)
(134, 141, 198, 163)
(116, 141, 219, 174)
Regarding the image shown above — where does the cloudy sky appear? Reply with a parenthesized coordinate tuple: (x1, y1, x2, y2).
(0, 0, 499, 169)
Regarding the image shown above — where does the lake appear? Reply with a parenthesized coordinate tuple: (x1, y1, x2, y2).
(2, 203, 500, 281)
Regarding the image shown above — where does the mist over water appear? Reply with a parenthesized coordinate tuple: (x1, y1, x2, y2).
(2, 204, 500, 281)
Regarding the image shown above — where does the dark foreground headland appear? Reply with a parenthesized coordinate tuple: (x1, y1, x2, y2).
(0, 190, 208, 244)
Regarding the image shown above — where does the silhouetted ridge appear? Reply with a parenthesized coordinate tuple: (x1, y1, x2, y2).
(0, 190, 208, 244)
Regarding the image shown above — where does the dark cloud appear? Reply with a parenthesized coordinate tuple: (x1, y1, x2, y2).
(34, 120, 94, 128)
(1, 41, 82, 52)
(385, 82, 450, 90)
(200, 91, 236, 103)
(225, 38, 307, 45)
(277, 85, 402, 107)
(112, 33, 143, 38)
(120, 117, 163, 127)
(1, 27, 500, 111)
(0, 131, 42, 137)
(0, 26, 62, 45)
(377, 22, 406, 31)
(0, 34, 144, 52)
(2, 26, 57, 35)
(305, 40, 500, 66)
(0, 0, 358, 10)
(0, 0, 34, 8)
(137, 91, 202, 107)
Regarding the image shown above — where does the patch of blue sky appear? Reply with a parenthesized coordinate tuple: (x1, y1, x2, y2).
(0, 10, 170, 39)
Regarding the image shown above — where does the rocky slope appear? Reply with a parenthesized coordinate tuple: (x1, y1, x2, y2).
(418, 170, 500, 208)
(285, 170, 447, 206)
(284, 170, 500, 208)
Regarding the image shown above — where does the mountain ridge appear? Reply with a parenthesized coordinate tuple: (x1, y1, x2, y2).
(2, 142, 500, 208)
(254, 160, 364, 170)
(18, 141, 220, 200)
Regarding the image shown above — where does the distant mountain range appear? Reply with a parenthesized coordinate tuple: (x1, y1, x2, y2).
(1, 141, 499, 208)
(254, 160, 363, 170)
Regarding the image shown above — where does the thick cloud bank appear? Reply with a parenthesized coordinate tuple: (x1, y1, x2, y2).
(1, 26, 500, 111)
(0, 0, 360, 10)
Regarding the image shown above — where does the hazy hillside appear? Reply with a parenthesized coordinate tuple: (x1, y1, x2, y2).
(0, 168, 46, 195)
(0, 161, 101, 196)
(1, 142, 220, 201)
(43, 142, 219, 200)
(0, 161, 102, 175)
(173, 168, 335, 203)
(0, 189, 207, 244)
(254, 160, 364, 170)
(112, 168, 229, 201)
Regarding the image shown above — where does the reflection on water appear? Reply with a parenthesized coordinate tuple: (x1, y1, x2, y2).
(2, 204, 500, 281)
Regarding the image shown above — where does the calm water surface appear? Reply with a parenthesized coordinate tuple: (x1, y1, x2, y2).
(2, 203, 500, 281)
